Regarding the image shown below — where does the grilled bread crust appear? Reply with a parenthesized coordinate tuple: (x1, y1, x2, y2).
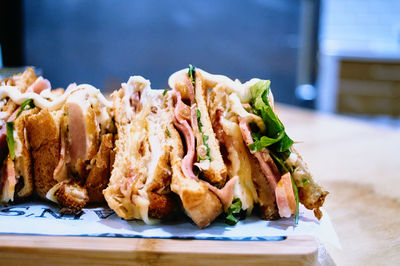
(26, 109, 61, 199)
(193, 71, 227, 186)
(13, 108, 38, 198)
(85, 133, 114, 203)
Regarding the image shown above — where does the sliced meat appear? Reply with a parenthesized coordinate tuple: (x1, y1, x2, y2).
(0, 157, 16, 202)
(248, 153, 279, 220)
(204, 176, 238, 210)
(26, 76, 51, 94)
(238, 117, 279, 191)
(275, 172, 296, 218)
(53, 124, 67, 183)
(173, 92, 196, 180)
(131, 91, 140, 112)
(184, 75, 195, 105)
(66, 101, 88, 166)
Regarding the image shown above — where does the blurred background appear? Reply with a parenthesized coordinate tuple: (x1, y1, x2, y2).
(1, 0, 399, 122)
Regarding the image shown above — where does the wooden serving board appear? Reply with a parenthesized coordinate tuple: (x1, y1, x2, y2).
(0, 234, 318, 265)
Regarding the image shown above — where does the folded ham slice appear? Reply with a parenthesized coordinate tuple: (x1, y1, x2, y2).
(275, 172, 296, 218)
(26, 77, 51, 94)
(238, 117, 279, 191)
(173, 91, 196, 180)
(0, 157, 16, 202)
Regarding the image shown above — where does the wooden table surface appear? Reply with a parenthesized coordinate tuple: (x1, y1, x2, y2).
(277, 104, 400, 265)
(1, 104, 399, 265)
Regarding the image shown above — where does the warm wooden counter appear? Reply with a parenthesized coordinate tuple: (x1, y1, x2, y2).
(277, 104, 400, 265)
(1, 104, 399, 265)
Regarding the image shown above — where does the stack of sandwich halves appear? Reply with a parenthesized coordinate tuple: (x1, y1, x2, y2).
(0, 66, 328, 228)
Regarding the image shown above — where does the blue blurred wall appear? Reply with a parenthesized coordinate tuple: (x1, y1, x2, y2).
(23, 0, 300, 104)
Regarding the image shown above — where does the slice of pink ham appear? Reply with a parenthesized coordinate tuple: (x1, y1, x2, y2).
(0, 157, 16, 202)
(204, 176, 238, 210)
(66, 101, 88, 166)
(173, 92, 196, 179)
(53, 125, 67, 182)
(275, 172, 296, 218)
(183, 76, 195, 105)
(238, 117, 279, 191)
(26, 76, 51, 94)
(131, 91, 140, 112)
(175, 95, 191, 121)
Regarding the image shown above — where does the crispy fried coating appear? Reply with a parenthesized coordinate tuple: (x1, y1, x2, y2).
(85, 133, 113, 203)
(55, 182, 89, 214)
(148, 191, 179, 219)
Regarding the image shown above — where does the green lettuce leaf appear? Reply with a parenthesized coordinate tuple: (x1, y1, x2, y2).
(16, 98, 35, 118)
(249, 131, 284, 153)
(165, 126, 171, 138)
(188, 64, 195, 86)
(291, 174, 300, 225)
(6, 122, 15, 160)
(196, 109, 211, 161)
(249, 80, 294, 153)
(225, 198, 242, 226)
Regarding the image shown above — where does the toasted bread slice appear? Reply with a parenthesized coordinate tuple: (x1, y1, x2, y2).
(286, 148, 328, 219)
(193, 71, 227, 186)
(26, 109, 62, 199)
(13, 108, 38, 198)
